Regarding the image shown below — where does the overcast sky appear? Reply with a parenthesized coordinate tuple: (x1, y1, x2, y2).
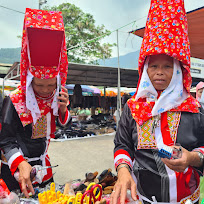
(0, 0, 203, 57)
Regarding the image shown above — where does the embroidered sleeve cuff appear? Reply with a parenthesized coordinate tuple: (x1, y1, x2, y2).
(58, 109, 71, 126)
(192, 147, 204, 155)
(8, 153, 25, 175)
(115, 159, 133, 172)
(114, 149, 133, 170)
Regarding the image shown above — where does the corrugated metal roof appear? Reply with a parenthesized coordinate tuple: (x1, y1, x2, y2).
(67, 62, 139, 87)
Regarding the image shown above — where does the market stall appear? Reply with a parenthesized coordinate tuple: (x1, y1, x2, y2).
(53, 112, 116, 142)
(51, 84, 134, 142)
(0, 169, 118, 204)
(52, 87, 132, 142)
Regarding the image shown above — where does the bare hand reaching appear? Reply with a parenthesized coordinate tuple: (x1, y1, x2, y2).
(18, 161, 35, 198)
(110, 166, 137, 204)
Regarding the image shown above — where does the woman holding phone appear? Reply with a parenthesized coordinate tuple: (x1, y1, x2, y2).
(0, 8, 71, 198)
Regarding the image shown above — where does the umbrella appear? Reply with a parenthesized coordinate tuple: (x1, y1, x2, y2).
(65, 84, 75, 90)
(81, 85, 93, 93)
(88, 86, 101, 94)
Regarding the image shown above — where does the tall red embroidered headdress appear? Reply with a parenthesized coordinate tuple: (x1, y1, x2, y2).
(10, 8, 68, 126)
(138, 0, 191, 92)
(128, 0, 200, 126)
(21, 8, 68, 90)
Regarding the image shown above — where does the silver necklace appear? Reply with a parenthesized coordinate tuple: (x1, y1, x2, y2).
(35, 92, 55, 101)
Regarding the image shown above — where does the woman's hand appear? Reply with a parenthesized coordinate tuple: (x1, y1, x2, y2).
(161, 146, 202, 172)
(18, 161, 35, 198)
(58, 86, 69, 118)
(110, 166, 137, 204)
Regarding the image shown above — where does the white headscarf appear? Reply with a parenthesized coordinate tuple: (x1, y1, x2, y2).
(135, 57, 188, 116)
(26, 70, 60, 124)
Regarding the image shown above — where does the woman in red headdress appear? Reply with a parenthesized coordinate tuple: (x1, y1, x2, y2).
(111, 0, 204, 203)
(0, 8, 70, 197)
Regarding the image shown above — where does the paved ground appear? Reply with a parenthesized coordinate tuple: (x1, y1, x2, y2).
(48, 134, 116, 185)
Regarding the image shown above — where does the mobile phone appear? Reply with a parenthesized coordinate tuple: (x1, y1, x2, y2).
(158, 145, 182, 159)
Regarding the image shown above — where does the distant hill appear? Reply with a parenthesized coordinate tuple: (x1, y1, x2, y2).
(97, 50, 140, 69)
(0, 47, 140, 69)
(0, 48, 21, 64)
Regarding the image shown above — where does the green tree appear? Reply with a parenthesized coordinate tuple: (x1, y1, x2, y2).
(46, 3, 115, 64)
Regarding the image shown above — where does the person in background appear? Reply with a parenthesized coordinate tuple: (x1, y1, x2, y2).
(0, 8, 71, 198)
(113, 108, 120, 124)
(113, 95, 130, 125)
(72, 84, 83, 108)
(111, 0, 204, 203)
(196, 82, 204, 108)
